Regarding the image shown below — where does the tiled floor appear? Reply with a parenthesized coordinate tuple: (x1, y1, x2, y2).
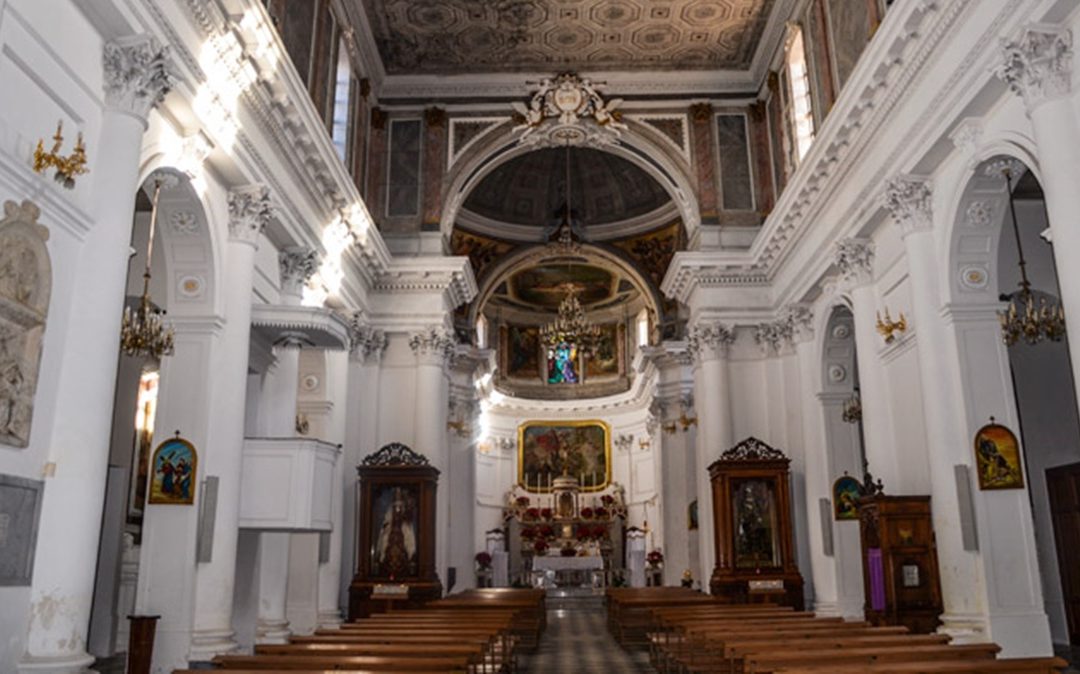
(519, 589, 654, 673)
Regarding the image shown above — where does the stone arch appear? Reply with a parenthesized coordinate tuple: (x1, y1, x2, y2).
(441, 122, 701, 244)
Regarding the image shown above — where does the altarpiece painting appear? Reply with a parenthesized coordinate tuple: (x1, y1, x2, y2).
(518, 420, 610, 492)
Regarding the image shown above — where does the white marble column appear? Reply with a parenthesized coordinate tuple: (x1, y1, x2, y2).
(255, 533, 291, 644)
(651, 346, 694, 587)
(409, 328, 453, 589)
(999, 26, 1080, 416)
(317, 349, 348, 628)
(687, 322, 734, 592)
(884, 175, 1051, 655)
(189, 185, 274, 660)
(833, 239, 901, 488)
(340, 322, 386, 607)
(19, 35, 170, 674)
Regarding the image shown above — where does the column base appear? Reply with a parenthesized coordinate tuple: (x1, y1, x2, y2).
(988, 609, 1053, 658)
(188, 627, 239, 661)
(317, 610, 343, 630)
(812, 599, 864, 620)
(256, 619, 291, 645)
(17, 652, 97, 674)
(937, 612, 990, 644)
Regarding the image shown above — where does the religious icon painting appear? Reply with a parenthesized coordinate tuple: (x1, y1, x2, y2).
(369, 483, 420, 579)
(832, 474, 861, 520)
(974, 419, 1025, 490)
(518, 420, 610, 492)
(148, 435, 197, 505)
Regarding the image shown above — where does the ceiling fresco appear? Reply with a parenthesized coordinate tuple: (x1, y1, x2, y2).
(510, 263, 616, 309)
(462, 147, 671, 231)
(360, 0, 777, 75)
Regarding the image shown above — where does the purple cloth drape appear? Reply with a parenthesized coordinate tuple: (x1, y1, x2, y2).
(867, 547, 886, 611)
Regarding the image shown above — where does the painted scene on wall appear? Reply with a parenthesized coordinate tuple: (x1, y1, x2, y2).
(519, 420, 610, 492)
(506, 324, 540, 378)
(974, 421, 1025, 490)
(832, 474, 861, 520)
(369, 483, 420, 579)
(584, 323, 620, 378)
(148, 436, 197, 505)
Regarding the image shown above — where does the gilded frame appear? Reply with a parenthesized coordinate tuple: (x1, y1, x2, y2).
(517, 419, 611, 493)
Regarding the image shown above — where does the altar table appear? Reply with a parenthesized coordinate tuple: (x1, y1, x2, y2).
(532, 555, 605, 589)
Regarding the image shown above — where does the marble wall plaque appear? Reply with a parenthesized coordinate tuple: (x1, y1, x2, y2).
(716, 114, 754, 211)
(387, 119, 422, 218)
(0, 474, 44, 586)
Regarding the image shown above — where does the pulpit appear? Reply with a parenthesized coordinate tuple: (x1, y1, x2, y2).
(708, 437, 804, 609)
(348, 443, 441, 619)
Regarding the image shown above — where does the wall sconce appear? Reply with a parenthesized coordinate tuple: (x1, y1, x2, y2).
(33, 120, 89, 189)
(638, 438, 651, 450)
(661, 421, 677, 434)
(446, 419, 471, 438)
(295, 413, 310, 435)
(678, 411, 698, 432)
(875, 308, 907, 344)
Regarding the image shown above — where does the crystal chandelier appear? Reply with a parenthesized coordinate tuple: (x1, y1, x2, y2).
(540, 283, 602, 352)
(120, 178, 175, 359)
(841, 389, 862, 424)
(997, 167, 1066, 346)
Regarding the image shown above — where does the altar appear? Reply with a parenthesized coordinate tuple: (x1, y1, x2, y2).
(532, 554, 605, 589)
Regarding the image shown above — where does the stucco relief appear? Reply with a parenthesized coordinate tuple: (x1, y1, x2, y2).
(0, 201, 51, 448)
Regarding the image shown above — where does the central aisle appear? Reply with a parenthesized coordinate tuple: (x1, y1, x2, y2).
(520, 589, 655, 673)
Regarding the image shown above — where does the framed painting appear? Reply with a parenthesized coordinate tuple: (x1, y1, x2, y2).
(518, 420, 610, 492)
(585, 323, 621, 378)
(974, 420, 1024, 490)
(148, 436, 197, 505)
(730, 478, 781, 569)
(0, 474, 44, 586)
(506, 324, 540, 378)
(368, 483, 421, 579)
(832, 474, 861, 520)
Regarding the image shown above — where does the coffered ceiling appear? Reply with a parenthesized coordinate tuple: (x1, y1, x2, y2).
(357, 0, 777, 76)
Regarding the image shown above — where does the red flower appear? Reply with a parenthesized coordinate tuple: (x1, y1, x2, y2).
(475, 551, 492, 568)
(525, 507, 540, 520)
(595, 506, 609, 519)
(580, 507, 594, 519)
(539, 525, 556, 540)
(575, 524, 591, 540)
(521, 526, 536, 540)
(540, 508, 553, 520)
(592, 524, 607, 540)
(533, 539, 549, 554)
(516, 496, 530, 506)
(647, 549, 664, 565)
(601, 494, 615, 506)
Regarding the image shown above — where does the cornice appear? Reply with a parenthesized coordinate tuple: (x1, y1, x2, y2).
(661, 251, 769, 303)
(374, 256, 478, 310)
(249, 304, 351, 349)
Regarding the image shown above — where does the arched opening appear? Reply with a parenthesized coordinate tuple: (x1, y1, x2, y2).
(948, 155, 1080, 648)
(87, 169, 217, 659)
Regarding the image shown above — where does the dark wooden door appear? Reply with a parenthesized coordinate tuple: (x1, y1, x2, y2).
(1047, 462, 1080, 645)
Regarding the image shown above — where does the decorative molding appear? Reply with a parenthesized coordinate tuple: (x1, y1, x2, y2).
(168, 210, 199, 236)
(279, 247, 318, 296)
(348, 314, 388, 363)
(998, 25, 1073, 111)
(227, 184, 274, 245)
(686, 321, 735, 363)
(361, 442, 430, 467)
(627, 114, 691, 162)
(783, 304, 814, 343)
(102, 35, 173, 119)
(511, 73, 627, 148)
(754, 319, 793, 355)
(409, 326, 455, 365)
(883, 174, 933, 237)
(834, 238, 874, 288)
(964, 200, 994, 229)
(447, 117, 509, 169)
(249, 305, 351, 349)
(716, 436, 787, 462)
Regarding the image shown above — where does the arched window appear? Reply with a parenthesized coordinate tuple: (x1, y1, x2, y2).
(330, 37, 353, 163)
(476, 314, 488, 349)
(636, 308, 650, 347)
(784, 24, 815, 166)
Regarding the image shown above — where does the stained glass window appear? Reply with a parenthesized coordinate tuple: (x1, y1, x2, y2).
(547, 341, 579, 384)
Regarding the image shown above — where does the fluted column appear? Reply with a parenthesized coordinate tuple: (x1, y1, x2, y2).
(998, 25, 1080, 412)
(189, 185, 274, 659)
(834, 239, 901, 488)
(884, 175, 1051, 654)
(19, 35, 170, 674)
(409, 327, 453, 587)
(687, 322, 734, 591)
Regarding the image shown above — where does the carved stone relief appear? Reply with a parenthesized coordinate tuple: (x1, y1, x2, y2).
(0, 201, 52, 448)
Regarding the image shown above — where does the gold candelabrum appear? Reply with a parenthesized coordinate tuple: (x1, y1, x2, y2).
(539, 283, 602, 353)
(678, 411, 698, 431)
(875, 308, 907, 344)
(661, 421, 677, 434)
(33, 120, 89, 189)
(446, 419, 471, 437)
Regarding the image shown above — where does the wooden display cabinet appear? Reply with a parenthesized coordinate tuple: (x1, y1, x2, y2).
(348, 443, 442, 620)
(858, 494, 943, 633)
(708, 437, 805, 609)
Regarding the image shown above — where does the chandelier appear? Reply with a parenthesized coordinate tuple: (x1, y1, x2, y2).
(841, 389, 862, 424)
(997, 166, 1066, 346)
(540, 283, 602, 352)
(120, 178, 175, 359)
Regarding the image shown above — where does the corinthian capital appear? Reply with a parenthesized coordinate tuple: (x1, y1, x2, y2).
(228, 185, 274, 245)
(686, 321, 735, 363)
(883, 174, 933, 237)
(998, 25, 1073, 111)
(834, 238, 874, 288)
(279, 247, 318, 297)
(348, 314, 387, 364)
(753, 320, 792, 356)
(409, 326, 455, 365)
(103, 35, 172, 119)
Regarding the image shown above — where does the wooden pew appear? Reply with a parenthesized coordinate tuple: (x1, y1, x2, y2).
(744, 642, 1002, 673)
(777, 656, 1070, 673)
(209, 653, 472, 671)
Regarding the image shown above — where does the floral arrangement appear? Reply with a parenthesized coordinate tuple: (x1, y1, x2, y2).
(521, 526, 536, 540)
(647, 549, 664, 567)
(560, 544, 577, 557)
(601, 494, 616, 506)
(575, 523, 592, 541)
(594, 506, 609, 519)
(516, 496, 530, 507)
(592, 524, 608, 540)
(524, 507, 540, 521)
(540, 507, 553, 521)
(533, 539, 549, 555)
(538, 524, 556, 540)
(580, 507, 594, 520)
(475, 551, 492, 569)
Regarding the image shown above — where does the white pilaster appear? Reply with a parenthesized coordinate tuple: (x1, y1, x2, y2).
(19, 34, 170, 674)
(189, 185, 273, 660)
(255, 533, 291, 644)
(687, 322, 734, 592)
